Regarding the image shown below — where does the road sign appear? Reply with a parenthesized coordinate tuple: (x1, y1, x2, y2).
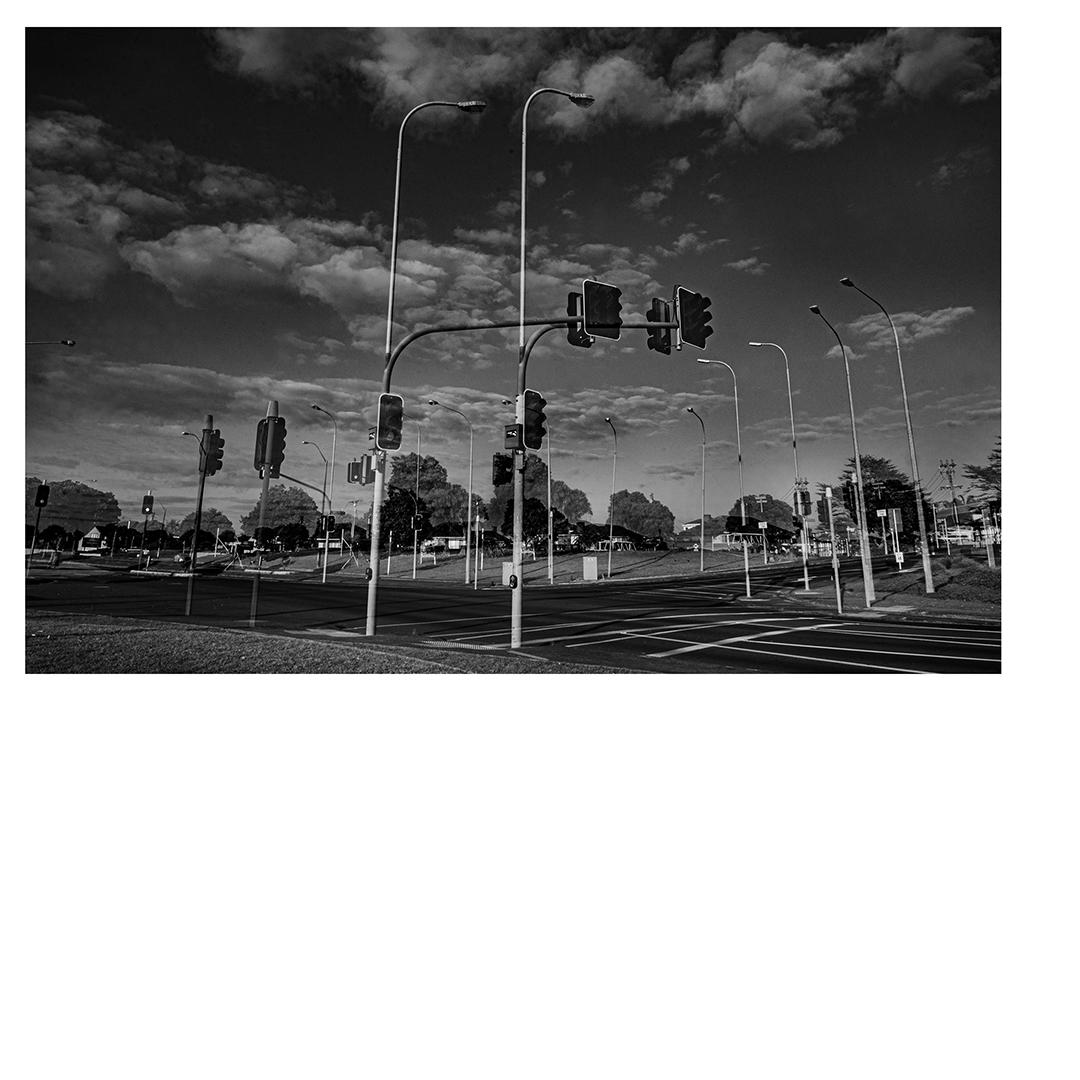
(876, 509, 887, 518)
(757, 521, 767, 529)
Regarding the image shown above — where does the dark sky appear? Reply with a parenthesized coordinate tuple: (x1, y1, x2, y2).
(26, 27, 1001, 529)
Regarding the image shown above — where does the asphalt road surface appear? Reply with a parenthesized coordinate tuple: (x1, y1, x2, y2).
(26, 560, 1000, 674)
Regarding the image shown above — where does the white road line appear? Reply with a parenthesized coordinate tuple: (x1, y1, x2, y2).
(558, 617, 789, 649)
(652, 639, 943, 673)
(812, 626, 1001, 647)
(758, 640, 1000, 664)
(646, 622, 845, 658)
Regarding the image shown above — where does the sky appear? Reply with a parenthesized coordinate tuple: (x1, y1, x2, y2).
(24, 24, 1001, 532)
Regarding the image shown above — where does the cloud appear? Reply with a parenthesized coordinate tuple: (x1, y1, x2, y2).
(209, 29, 999, 151)
(725, 256, 770, 276)
(631, 156, 692, 214)
(654, 231, 728, 259)
(846, 307, 976, 350)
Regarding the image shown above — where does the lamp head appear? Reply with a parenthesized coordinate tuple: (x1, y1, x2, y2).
(748, 341, 763, 347)
(839, 277, 854, 287)
(695, 358, 710, 364)
(686, 407, 695, 414)
(570, 93, 595, 108)
(809, 305, 821, 315)
(181, 431, 195, 437)
(61, 339, 76, 347)
(456, 100, 487, 113)
(427, 399, 438, 406)
(302, 440, 313, 446)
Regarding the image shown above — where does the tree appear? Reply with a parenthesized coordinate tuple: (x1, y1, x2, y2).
(609, 490, 675, 539)
(499, 497, 554, 544)
(551, 479, 592, 522)
(725, 494, 796, 533)
(835, 456, 932, 543)
(390, 452, 483, 527)
(178, 507, 234, 535)
(26, 476, 121, 532)
(963, 437, 1001, 504)
(380, 487, 425, 550)
(240, 485, 319, 535)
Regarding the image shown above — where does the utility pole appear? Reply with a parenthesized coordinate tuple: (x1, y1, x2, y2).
(940, 459, 960, 523)
(825, 486, 843, 614)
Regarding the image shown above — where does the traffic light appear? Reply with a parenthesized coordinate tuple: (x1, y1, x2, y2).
(266, 416, 286, 477)
(34, 484, 49, 507)
(646, 297, 672, 355)
(565, 291, 592, 349)
(412, 515, 423, 532)
(347, 459, 361, 483)
(523, 388, 547, 450)
(582, 278, 622, 340)
(492, 453, 513, 486)
(376, 392, 404, 451)
(675, 287, 713, 350)
(205, 429, 225, 475)
(142, 492, 154, 515)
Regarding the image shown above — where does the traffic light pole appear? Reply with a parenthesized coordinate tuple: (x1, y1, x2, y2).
(249, 401, 278, 628)
(184, 415, 212, 616)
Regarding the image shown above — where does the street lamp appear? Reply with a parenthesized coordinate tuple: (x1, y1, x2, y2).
(686, 407, 706, 572)
(507, 86, 594, 642)
(428, 399, 474, 584)
(26, 339, 76, 346)
(604, 417, 617, 580)
(310, 403, 337, 585)
(413, 422, 422, 580)
(840, 276, 935, 593)
(697, 357, 751, 596)
(302, 439, 329, 574)
(367, 97, 486, 637)
(748, 340, 810, 591)
(809, 304, 876, 606)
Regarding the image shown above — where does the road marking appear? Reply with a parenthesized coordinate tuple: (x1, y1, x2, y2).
(646, 622, 845, 658)
(693, 641, 941, 674)
(758, 640, 1000, 664)
(812, 626, 1001, 648)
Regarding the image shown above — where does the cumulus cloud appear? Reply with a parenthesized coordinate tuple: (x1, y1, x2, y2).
(847, 306, 976, 350)
(631, 156, 691, 214)
(725, 256, 770, 276)
(210, 28, 998, 150)
(25, 110, 337, 299)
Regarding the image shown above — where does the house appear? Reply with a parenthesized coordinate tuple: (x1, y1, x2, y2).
(77, 526, 106, 554)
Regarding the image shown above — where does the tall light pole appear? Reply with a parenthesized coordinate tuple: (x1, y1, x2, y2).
(748, 341, 810, 590)
(840, 276, 935, 593)
(604, 417, 617, 580)
(686, 407, 706, 572)
(302, 439, 329, 575)
(367, 98, 486, 637)
(428, 399, 474, 584)
(511, 86, 594, 641)
(810, 305, 876, 606)
(412, 423, 422, 580)
(696, 357, 751, 597)
(310, 403, 337, 585)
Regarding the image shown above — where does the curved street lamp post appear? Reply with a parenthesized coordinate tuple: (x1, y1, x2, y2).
(840, 277, 935, 593)
(366, 98, 486, 637)
(696, 358, 751, 597)
(810, 305, 876, 606)
(686, 407, 706, 572)
(429, 400, 475, 584)
(748, 341, 811, 590)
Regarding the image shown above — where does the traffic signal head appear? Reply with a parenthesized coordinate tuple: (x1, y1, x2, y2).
(582, 279, 623, 340)
(376, 392, 404, 452)
(142, 492, 154, 515)
(266, 416, 286, 477)
(347, 460, 361, 483)
(565, 292, 592, 349)
(35, 484, 49, 507)
(675, 287, 713, 350)
(523, 388, 548, 451)
(504, 423, 524, 451)
(492, 453, 513, 486)
(205, 429, 225, 475)
(646, 298, 672, 355)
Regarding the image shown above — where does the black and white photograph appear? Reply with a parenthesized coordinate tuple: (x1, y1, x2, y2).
(17, 15, 1070, 1080)
(25, 24, 1002, 674)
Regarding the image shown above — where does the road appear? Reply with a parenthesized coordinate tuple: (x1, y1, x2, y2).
(26, 559, 1000, 674)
